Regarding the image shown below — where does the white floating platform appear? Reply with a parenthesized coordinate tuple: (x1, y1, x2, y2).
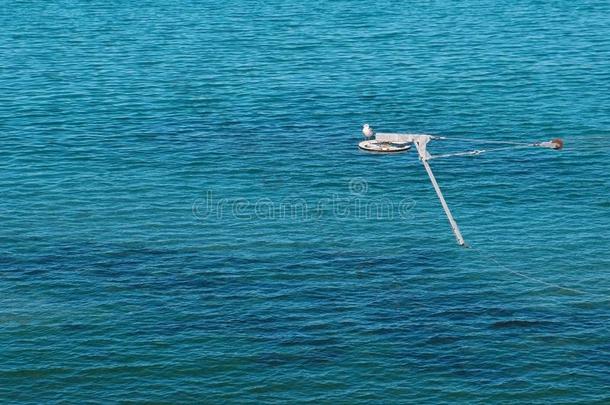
(358, 123, 564, 246)
(358, 140, 412, 153)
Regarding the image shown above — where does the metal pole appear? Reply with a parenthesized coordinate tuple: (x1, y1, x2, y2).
(421, 158, 467, 247)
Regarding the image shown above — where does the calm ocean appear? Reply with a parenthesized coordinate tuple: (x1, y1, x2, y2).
(1, 1, 609, 403)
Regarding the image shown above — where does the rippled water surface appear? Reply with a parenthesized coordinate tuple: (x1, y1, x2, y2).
(2, 1, 610, 403)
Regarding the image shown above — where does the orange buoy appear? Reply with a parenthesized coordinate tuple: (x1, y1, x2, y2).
(551, 138, 564, 150)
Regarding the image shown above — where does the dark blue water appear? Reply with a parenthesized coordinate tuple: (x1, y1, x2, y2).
(2, 1, 610, 403)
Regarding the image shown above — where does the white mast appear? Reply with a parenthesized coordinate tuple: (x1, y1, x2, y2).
(414, 136, 466, 247)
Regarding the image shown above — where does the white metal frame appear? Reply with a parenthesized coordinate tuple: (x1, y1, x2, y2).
(360, 125, 563, 247)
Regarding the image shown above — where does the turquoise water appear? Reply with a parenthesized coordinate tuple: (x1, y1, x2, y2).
(2, 1, 610, 403)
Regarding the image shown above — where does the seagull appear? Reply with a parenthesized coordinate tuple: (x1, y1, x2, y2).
(362, 123, 374, 138)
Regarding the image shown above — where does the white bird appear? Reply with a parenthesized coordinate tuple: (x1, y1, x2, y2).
(362, 123, 374, 138)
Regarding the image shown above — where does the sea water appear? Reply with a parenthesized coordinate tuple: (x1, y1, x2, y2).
(1, 1, 609, 403)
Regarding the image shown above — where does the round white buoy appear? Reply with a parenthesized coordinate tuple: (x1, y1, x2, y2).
(358, 140, 411, 153)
